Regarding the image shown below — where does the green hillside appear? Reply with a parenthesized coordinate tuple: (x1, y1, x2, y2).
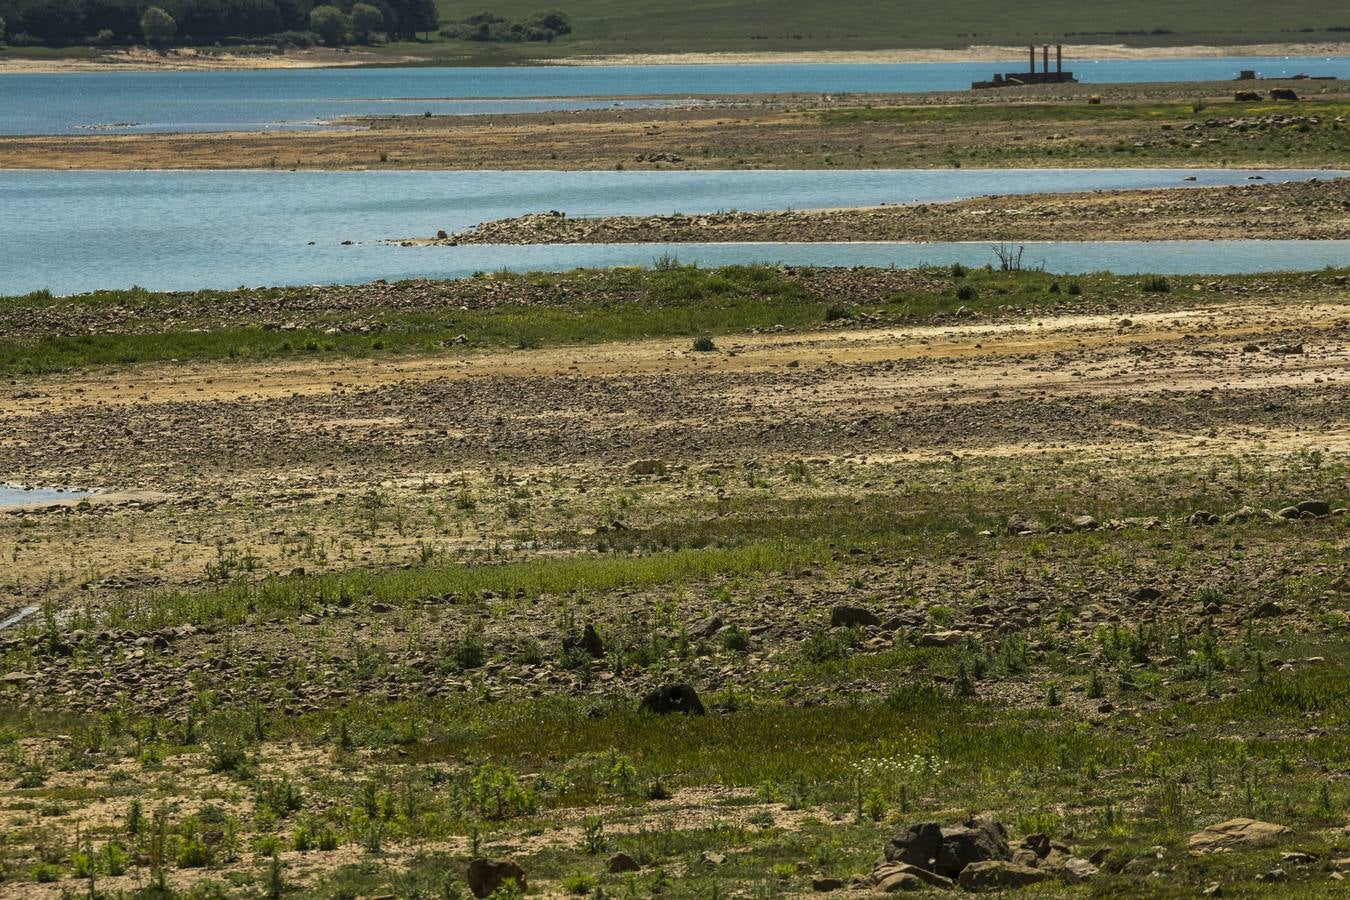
(417, 0, 1350, 59)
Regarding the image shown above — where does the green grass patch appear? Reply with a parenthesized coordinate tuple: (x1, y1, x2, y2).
(10, 265, 1341, 376)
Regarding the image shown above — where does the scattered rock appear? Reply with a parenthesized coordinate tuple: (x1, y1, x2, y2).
(1005, 514, 1042, 535)
(699, 850, 726, 868)
(1188, 818, 1290, 853)
(690, 615, 724, 639)
(811, 875, 844, 892)
(1058, 856, 1099, 884)
(1249, 600, 1285, 618)
(1121, 856, 1156, 876)
(874, 870, 926, 892)
(957, 860, 1049, 891)
(917, 630, 965, 647)
(873, 862, 954, 890)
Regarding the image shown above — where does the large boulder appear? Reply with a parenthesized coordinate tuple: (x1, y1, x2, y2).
(936, 816, 1011, 876)
(1058, 856, 1100, 884)
(957, 860, 1050, 891)
(1005, 514, 1042, 535)
(830, 605, 880, 628)
(1188, 818, 1290, 853)
(872, 861, 954, 890)
(884, 817, 1012, 879)
(640, 683, 705, 715)
(1296, 499, 1330, 517)
(883, 822, 944, 868)
(607, 852, 640, 873)
(467, 858, 526, 898)
(626, 459, 666, 476)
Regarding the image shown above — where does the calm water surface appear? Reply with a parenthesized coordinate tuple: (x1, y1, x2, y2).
(3, 56, 1346, 134)
(0, 486, 92, 507)
(1, 168, 1344, 294)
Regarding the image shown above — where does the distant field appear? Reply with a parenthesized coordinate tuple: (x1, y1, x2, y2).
(399, 0, 1350, 62)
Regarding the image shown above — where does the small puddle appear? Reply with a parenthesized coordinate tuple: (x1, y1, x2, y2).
(0, 484, 94, 508)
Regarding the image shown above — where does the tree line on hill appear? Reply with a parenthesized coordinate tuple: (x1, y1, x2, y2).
(0, 0, 438, 46)
(439, 9, 569, 42)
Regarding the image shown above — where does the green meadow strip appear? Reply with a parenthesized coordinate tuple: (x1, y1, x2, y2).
(106, 539, 816, 629)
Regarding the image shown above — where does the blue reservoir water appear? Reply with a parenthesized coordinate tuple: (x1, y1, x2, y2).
(2, 55, 1345, 134)
(0, 168, 1343, 294)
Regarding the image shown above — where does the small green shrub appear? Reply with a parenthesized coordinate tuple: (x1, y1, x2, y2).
(176, 835, 209, 868)
(691, 335, 716, 352)
(720, 624, 751, 653)
(448, 625, 487, 671)
(30, 862, 61, 883)
(208, 740, 250, 777)
(561, 870, 595, 895)
(802, 628, 849, 663)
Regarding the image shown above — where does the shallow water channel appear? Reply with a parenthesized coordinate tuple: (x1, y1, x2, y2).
(2, 167, 1344, 294)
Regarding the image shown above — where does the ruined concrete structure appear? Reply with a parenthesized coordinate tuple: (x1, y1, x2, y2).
(972, 45, 1076, 89)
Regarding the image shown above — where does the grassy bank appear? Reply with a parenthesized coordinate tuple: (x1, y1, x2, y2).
(4, 1, 1349, 67)
(3, 265, 1347, 376)
(405, 0, 1350, 62)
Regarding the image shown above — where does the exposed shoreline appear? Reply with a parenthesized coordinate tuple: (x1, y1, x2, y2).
(401, 179, 1350, 246)
(1, 40, 1347, 74)
(1, 82, 1345, 171)
(0, 46, 413, 73)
